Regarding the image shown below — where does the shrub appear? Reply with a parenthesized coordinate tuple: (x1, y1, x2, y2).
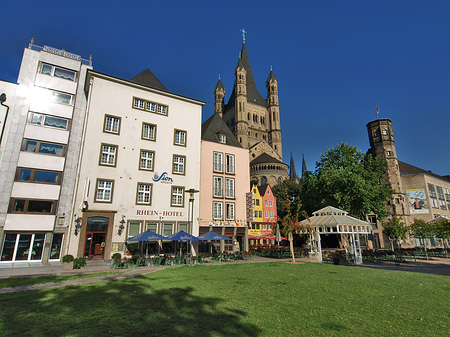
(112, 253, 122, 263)
(73, 257, 86, 269)
(62, 254, 74, 263)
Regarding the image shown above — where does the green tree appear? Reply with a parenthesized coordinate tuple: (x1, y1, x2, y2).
(434, 218, 450, 258)
(301, 142, 393, 220)
(383, 216, 408, 253)
(410, 219, 435, 260)
(272, 179, 302, 220)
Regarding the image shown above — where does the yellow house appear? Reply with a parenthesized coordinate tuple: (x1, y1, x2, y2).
(249, 183, 263, 236)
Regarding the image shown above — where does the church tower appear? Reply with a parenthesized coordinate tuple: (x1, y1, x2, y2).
(366, 118, 407, 218)
(214, 77, 225, 117)
(235, 57, 249, 148)
(267, 69, 282, 158)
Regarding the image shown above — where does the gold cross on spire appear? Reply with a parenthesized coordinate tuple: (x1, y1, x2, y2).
(240, 28, 247, 43)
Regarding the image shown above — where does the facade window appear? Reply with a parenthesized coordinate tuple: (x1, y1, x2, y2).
(163, 223, 173, 236)
(133, 97, 168, 116)
(387, 151, 392, 156)
(269, 200, 273, 206)
(49, 233, 64, 260)
(218, 133, 227, 144)
(225, 178, 235, 198)
(254, 210, 258, 218)
(270, 211, 274, 218)
(23, 139, 64, 156)
(50, 90, 73, 105)
(444, 188, 450, 210)
(95, 179, 114, 203)
(213, 176, 223, 197)
(15, 168, 60, 184)
(0, 233, 46, 262)
(140, 150, 154, 171)
(136, 183, 152, 205)
(104, 115, 120, 134)
(428, 184, 439, 208)
(259, 211, 262, 218)
(128, 222, 141, 238)
(173, 155, 185, 175)
(40, 63, 76, 81)
(265, 211, 269, 218)
(265, 200, 268, 206)
(179, 223, 189, 233)
(213, 202, 223, 220)
(8, 199, 56, 214)
(142, 123, 156, 141)
(146, 222, 158, 232)
(213, 152, 223, 172)
(225, 154, 235, 174)
(436, 186, 447, 210)
(99, 144, 117, 167)
(171, 186, 184, 207)
(29, 112, 69, 130)
(225, 202, 235, 220)
(256, 199, 260, 206)
(174, 130, 186, 146)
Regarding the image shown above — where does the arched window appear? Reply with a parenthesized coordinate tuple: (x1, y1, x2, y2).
(261, 176, 268, 185)
(278, 177, 282, 185)
(248, 113, 251, 121)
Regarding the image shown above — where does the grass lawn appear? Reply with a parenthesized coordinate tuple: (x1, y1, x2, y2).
(0, 271, 125, 289)
(0, 262, 448, 337)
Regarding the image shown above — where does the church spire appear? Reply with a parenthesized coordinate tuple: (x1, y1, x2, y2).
(289, 152, 298, 182)
(214, 75, 225, 117)
(302, 153, 308, 178)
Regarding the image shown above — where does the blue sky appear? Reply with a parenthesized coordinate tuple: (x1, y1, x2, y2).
(1, 0, 449, 176)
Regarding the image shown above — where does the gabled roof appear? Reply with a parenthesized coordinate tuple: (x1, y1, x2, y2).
(304, 206, 369, 227)
(130, 69, 167, 92)
(251, 152, 285, 165)
(258, 184, 268, 196)
(201, 112, 242, 147)
(399, 161, 450, 182)
(225, 43, 267, 110)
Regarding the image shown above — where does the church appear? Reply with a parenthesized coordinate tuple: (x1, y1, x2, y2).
(213, 39, 289, 186)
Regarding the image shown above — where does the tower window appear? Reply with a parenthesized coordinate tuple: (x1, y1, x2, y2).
(382, 128, 388, 135)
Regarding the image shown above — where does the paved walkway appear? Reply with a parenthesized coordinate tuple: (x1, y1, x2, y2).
(355, 257, 450, 276)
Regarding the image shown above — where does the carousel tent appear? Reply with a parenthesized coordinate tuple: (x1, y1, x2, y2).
(300, 206, 372, 264)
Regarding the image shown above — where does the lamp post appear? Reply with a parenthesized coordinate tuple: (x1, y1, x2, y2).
(0, 93, 10, 147)
(185, 188, 199, 264)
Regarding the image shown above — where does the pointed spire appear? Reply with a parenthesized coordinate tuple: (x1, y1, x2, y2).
(289, 152, 298, 182)
(215, 77, 224, 91)
(267, 69, 278, 83)
(302, 153, 308, 178)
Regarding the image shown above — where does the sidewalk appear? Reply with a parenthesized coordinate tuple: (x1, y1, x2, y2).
(355, 257, 450, 276)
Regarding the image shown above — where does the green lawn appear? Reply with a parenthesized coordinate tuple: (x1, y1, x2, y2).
(0, 262, 448, 337)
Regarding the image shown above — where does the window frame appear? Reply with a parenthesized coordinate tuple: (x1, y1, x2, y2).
(94, 179, 114, 203)
(225, 153, 235, 174)
(29, 112, 70, 131)
(225, 202, 235, 220)
(133, 96, 168, 116)
(22, 139, 66, 157)
(142, 122, 157, 141)
(103, 114, 121, 135)
(174, 129, 187, 147)
(172, 155, 186, 175)
(213, 201, 223, 220)
(8, 198, 57, 214)
(99, 143, 118, 167)
(40, 62, 77, 82)
(15, 167, 61, 185)
(171, 186, 185, 207)
(136, 183, 153, 205)
(139, 149, 155, 171)
(225, 177, 235, 199)
(127, 221, 142, 238)
(213, 176, 223, 198)
(213, 152, 223, 173)
(50, 90, 74, 106)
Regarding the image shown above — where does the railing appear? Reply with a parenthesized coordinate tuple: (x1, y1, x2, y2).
(28, 42, 92, 66)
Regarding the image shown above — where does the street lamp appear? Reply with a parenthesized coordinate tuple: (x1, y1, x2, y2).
(185, 188, 199, 263)
(0, 93, 10, 147)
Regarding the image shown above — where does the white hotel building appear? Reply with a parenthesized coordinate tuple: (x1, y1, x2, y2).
(67, 69, 204, 260)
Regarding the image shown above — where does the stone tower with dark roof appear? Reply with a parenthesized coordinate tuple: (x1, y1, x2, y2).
(215, 42, 288, 186)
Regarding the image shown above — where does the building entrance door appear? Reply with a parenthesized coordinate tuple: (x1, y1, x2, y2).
(83, 217, 109, 260)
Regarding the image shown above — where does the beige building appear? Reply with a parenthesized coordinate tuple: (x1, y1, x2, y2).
(213, 42, 288, 186)
(366, 118, 450, 248)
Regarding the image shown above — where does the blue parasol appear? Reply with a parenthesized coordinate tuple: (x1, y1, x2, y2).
(167, 230, 201, 241)
(198, 231, 232, 241)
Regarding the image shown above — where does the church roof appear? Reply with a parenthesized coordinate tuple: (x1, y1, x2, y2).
(267, 70, 277, 83)
(251, 152, 285, 165)
(215, 78, 224, 91)
(226, 43, 267, 109)
(130, 69, 168, 92)
(399, 161, 450, 182)
(201, 112, 242, 148)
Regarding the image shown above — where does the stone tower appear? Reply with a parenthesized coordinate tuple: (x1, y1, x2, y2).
(366, 118, 407, 219)
(266, 69, 282, 158)
(214, 77, 225, 117)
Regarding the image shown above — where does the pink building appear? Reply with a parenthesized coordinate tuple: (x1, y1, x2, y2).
(199, 113, 250, 252)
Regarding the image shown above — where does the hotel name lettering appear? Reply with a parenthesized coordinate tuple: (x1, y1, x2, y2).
(136, 210, 184, 217)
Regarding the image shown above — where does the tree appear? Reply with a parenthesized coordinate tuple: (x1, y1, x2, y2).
(383, 216, 408, 253)
(410, 219, 435, 260)
(272, 179, 302, 220)
(301, 143, 393, 220)
(434, 218, 450, 258)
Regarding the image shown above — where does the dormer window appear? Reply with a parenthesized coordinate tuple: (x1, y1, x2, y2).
(218, 133, 226, 144)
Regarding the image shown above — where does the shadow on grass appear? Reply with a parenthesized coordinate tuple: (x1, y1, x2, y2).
(0, 276, 261, 337)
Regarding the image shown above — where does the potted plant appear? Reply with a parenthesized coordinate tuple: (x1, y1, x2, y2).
(73, 257, 86, 269)
(62, 254, 74, 270)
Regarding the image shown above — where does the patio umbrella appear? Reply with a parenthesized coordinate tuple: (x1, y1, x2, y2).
(127, 230, 168, 242)
(167, 230, 200, 241)
(198, 231, 232, 241)
(127, 230, 168, 257)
